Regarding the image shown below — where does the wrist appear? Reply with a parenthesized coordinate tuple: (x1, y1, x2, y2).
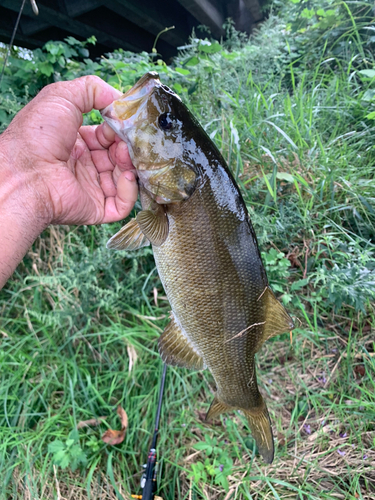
(0, 129, 53, 226)
(0, 133, 52, 289)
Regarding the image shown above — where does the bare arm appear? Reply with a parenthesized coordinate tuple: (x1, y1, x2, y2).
(0, 76, 138, 290)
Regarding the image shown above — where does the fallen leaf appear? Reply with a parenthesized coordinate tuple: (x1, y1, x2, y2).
(77, 416, 107, 429)
(354, 365, 366, 378)
(277, 431, 286, 446)
(117, 405, 128, 430)
(101, 406, 128, 446)
(101, 429, 126, 445)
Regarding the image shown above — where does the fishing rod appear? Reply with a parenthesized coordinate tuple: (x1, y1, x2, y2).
(132, 363, 167, 500)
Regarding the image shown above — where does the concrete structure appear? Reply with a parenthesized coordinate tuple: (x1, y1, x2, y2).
(0, 0, 265, 58)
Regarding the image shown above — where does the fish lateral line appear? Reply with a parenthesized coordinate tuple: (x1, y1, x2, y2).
(225, 321, 266, 343)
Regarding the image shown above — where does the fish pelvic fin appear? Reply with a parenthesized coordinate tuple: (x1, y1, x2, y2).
(205, 396, 233, 421)
(158, 313, 205, 370)
(255, 287, 294, 352)
(136, 207, 169, 247)
(244, 399, 274, 464)
(106, 218, 150, 251)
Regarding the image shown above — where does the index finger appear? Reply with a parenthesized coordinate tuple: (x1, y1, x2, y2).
(79, 122, 117, 151)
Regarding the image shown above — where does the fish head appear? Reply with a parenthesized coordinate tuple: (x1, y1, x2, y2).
(101, 72, 197, 204)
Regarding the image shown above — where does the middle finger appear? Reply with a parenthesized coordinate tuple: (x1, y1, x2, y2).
(91, 149, 115, 173)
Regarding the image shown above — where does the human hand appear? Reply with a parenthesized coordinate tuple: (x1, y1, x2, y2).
(0, 75, 138, 226)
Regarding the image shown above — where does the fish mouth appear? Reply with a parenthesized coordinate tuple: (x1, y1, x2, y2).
(100, 71, 161, 141)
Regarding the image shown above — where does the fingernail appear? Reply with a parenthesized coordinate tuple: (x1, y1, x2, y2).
(124, 171, 136, 182)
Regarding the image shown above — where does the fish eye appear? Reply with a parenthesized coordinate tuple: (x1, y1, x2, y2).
(158, 113, 176, 131)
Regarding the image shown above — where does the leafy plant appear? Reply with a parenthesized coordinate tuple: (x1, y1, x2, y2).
(188, 436, 234, 491)
(48, 429, 87, 471)
(262, 248, 291, 294)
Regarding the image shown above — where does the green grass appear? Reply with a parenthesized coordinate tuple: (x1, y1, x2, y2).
(1, 2, 375, 499)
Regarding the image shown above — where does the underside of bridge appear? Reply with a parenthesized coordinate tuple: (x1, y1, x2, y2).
(0, 0, 266, 58)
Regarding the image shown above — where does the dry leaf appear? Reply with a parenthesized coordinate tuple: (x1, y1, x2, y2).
(77, 416, 107, 429)
(117, 405, 128, 430)
(101, 429, 126, 445)
(354, 364, 365, 378)
(127, 345, 138, 373)
(277, 431, 286, 447)
(101, 406, 128, 446)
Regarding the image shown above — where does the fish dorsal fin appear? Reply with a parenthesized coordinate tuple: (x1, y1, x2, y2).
(206, 396, 231, 421)
(158, 313, 205, 370)
(136, 208, 169, 247)
(254, 287, 294, 352)
(106, 218, 150, 251)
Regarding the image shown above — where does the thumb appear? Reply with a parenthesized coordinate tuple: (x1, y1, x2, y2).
(39, 75, 122, 118)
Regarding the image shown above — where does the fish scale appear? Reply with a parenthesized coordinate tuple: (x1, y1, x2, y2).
(101, 71, 294, 463)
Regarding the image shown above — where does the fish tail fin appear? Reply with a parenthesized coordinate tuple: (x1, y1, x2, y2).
(243, 399, 274, 464)
(205, 395, 232, 421)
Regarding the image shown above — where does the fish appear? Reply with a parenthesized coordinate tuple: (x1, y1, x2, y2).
(101, 72, 294, 464)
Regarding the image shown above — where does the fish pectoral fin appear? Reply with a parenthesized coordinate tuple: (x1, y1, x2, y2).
(158, 314, 205, 370)
(136, 208, 169, 247)
(106, 218, 150, 251)
(206, 396, 232, 421)
(244, 399, 274, 464)
(254, 287, 294, 352)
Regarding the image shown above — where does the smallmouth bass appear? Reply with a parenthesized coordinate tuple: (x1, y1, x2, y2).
(101, 72, 294, 463)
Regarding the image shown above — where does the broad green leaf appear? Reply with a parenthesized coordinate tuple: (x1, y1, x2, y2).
(184, 56, 199, 66)
(78, 48, 90, 58)
(57, 56, 65, 68)
(48, 440, 65, 453)
(358, 69, 375, 79)
(175, 67, 190, 75)
(276, 172, 295, 182)
(291, 278, 310, 291)
(173, 83, 183, 93)
(38, 62, 54, 77)
(362, 89, 375, 101)
(301, 8, 315, 19)
(199, 42, 221, 54)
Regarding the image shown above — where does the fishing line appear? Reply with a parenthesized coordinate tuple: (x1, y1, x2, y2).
(0, 0, 39, 86)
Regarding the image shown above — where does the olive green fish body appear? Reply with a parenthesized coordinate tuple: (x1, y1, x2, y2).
(101, 72, 294, 463)
(152, 162, 267, 411)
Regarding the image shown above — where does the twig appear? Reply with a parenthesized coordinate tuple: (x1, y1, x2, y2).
(324, 351, 345, 388)
(303, 239, 310, 279)
(225, 322, 266, 342)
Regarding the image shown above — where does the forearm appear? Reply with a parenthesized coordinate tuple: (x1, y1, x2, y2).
(0, 133, 51, 290)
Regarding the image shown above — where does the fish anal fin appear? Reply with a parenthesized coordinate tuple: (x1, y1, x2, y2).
(206, 396, 232, 421)
(136, 208, 168, 247)
(106, 218, 150, 251)
(158, 313, 204, 370)
(255, 287, 294, 352)
(243, 399, 274, 464)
